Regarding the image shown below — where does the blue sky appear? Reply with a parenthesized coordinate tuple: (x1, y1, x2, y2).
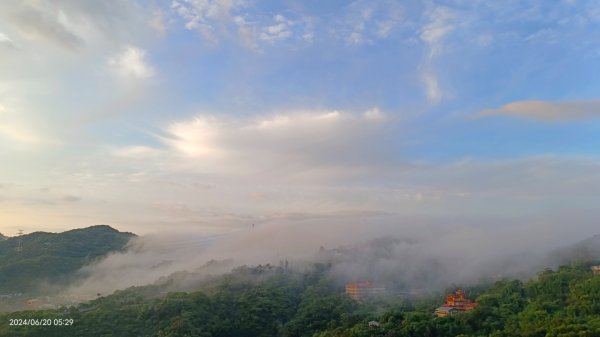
(1, 0, 600, 235)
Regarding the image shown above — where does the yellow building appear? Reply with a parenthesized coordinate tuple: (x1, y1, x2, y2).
(345, 282, 386, 301)
(434, 306, 458, 317)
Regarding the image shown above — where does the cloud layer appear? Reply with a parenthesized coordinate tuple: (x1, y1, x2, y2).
(158, 109, 394, 178)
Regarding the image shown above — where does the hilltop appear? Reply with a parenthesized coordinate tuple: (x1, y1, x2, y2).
(546, 233, 600, 267)
(0, 225, 135, 293)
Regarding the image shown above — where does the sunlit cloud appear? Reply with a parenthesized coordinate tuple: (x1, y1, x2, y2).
(480, 100, 600, 121)
(157, 109, 393, 177)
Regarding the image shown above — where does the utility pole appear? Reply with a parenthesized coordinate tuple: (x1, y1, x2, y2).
(15, 229, 23, 254)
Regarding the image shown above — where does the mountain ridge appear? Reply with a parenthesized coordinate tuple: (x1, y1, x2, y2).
(0, 225, 135, 294)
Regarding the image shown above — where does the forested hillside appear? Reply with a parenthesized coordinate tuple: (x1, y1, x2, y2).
(2, 261, 600, 336)
(0, 225, 135, 293)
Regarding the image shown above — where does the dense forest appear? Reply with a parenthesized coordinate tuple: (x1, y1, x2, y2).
(2, 260, 600, 337)
(0, 225, 135, 294)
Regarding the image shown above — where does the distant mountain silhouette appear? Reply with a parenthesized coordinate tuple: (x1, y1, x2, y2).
(546, 233, 600, 267)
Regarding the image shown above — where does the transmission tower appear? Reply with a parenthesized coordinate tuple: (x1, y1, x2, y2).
(15, 229, 24, 254)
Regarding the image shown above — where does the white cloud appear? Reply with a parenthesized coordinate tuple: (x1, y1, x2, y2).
(420, 6, 455, 50)
(172, 0, 245, 28)
(173, 1, 315, 49)
(344, 4, 372, 45)
(375, 19, 397, 38)
(165, 116, 225, 158)
(302, 31, 314, 43)
(30, 140, 600, 240)
(259, 15, 293, 42)
(422, 70, 442, 104)
(419, 5, 457, 103)
(6, 2, 84, 50)
(0, 0, 162, 150)
(0, 1, 157, 52)
(172, 0, 247, 43)
(346, 31, 365, 45)
(364, 107, 385, 120)
(109, 46, 155, 80)
(339, 0, 403, 46)
(524, 28, 559, 44)
(171, 0, 410, 48)
(480, 100, 600, 121)
(158, 108, 392, 177)
(0, 32, 16, 48)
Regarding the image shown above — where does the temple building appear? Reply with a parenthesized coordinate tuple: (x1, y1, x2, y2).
(434, 289, 477, 317)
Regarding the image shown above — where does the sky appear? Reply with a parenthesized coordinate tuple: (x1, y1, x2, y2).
(1, 0, 600, 237)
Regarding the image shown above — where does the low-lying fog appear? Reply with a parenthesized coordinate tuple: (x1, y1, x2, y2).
(60, 211, 600, 298)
